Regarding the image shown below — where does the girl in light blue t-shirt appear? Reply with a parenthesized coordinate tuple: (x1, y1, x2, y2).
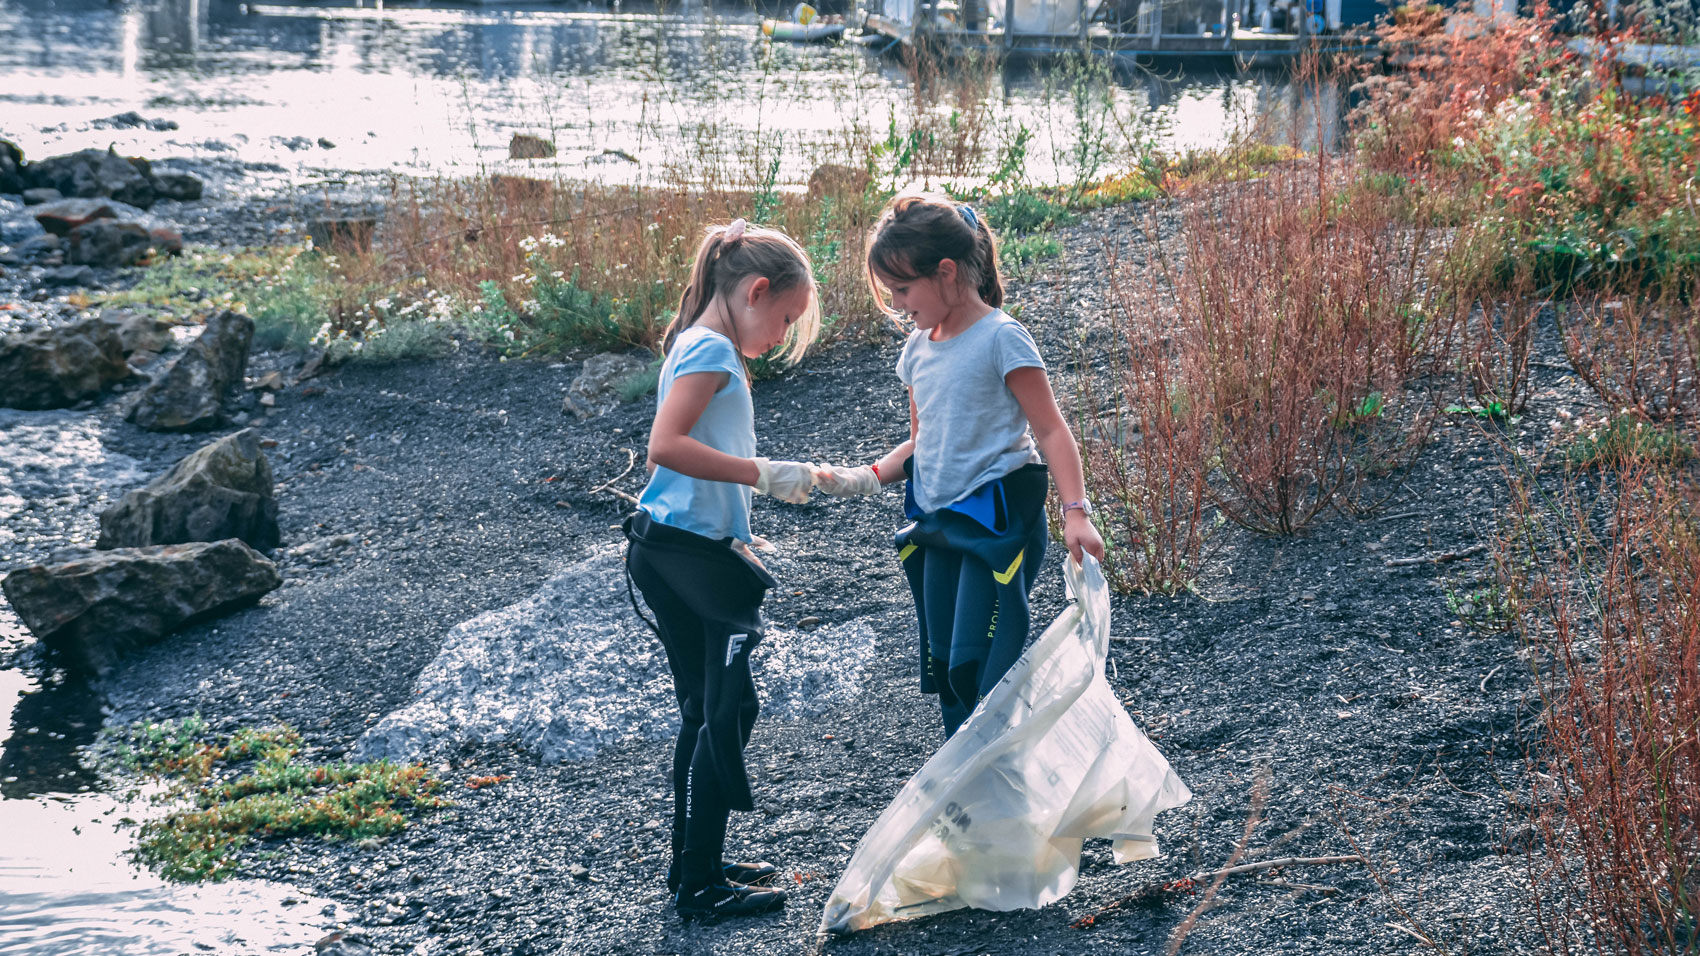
(813, 194, 1106, 737)
(623, 218, 821, 920)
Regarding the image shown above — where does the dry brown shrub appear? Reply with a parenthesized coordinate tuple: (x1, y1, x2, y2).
(1500, 457, 1700, 955)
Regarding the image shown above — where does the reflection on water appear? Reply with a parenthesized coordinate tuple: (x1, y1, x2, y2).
(0, 665, 352, 956)
(0, 408, 344, 954)
(0, 0, 1342, 188)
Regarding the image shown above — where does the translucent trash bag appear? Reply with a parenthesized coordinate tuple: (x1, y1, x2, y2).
(821, 555, 1192, 935)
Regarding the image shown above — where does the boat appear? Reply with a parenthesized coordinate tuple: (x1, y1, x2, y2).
(761, 17, 849, 40)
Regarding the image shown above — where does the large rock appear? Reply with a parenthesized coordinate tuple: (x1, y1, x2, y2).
(68, 219, 153, 267)
(508, 133, 556, 159)
(26, 148, 157, 209)
(354, 546, 876, 765)
(561, 352, 650, 419)
(97, 429, 278, 551)
(150, 171, 203, 202)
(0, 139, 23, 195)
(127, 309, 254, 431)
(306, 217, 374, 255)
(0, 317, 130, 409)
(0, 539, 281, 674)
(32, 197, 149, 237)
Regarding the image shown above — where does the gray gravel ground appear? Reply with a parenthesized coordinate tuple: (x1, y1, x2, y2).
(0, 199, 1596, 955)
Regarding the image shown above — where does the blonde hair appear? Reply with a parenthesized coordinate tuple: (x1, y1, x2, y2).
(663, 221, 821, 365)
(865, 193, 1004, 322)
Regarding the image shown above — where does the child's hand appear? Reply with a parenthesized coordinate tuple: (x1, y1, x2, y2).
(753, 458, 816, 504)
(1064, 511, 1105, 566)
(812, 464, 881, 497)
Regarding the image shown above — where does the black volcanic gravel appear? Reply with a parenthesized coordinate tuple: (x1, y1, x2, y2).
(0, 199, 1596, 956)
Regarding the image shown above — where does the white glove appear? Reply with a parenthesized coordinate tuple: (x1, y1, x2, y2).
(753, 457, 815, 504)
(812, 464, 881, 497)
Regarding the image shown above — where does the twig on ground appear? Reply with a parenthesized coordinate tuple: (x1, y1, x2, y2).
(1258, 877, 1340, 895)
(590, 449, 639, 503)
(1191, 855, 1364, 881)
(1376, 511, 1426, 522)
(1162, 770, 1271, 954)
(1384, 543, 1487, 568)
(1479, 663, 1505, 693)
(1387, 920, 1440, 948)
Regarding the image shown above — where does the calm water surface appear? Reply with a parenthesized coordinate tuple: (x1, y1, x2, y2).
(0, 0, 1338, 189)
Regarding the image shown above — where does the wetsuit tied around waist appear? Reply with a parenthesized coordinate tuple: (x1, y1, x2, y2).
(896, 462, 1049, 737)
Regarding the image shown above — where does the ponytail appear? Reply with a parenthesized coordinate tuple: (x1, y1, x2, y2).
(662, 219, 821, 364)
(865, 193, 1004, 320)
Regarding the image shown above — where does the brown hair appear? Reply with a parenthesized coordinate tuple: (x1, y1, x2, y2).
(865, 193, 1004, 320)
(663, 221, 820, 365)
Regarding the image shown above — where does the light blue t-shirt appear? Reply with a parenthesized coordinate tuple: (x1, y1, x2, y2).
(896, 309, 1045, 514)
(637, 326, 755, 543)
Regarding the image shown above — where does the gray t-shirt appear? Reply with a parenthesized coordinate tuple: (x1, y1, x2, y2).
(896, 309, 1045, 514)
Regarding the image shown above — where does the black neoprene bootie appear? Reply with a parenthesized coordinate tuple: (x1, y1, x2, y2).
(666, 859, 780, 893)
(673, 881, 788, 920)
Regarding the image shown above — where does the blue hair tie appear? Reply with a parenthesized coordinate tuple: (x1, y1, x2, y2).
(959, 204, 979, 231)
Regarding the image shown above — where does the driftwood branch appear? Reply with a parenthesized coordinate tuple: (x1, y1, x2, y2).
(1074, 854, 1364, 931)
(590, 449, 640, 504)
(1189, 855, 1364, 881)
(1384, 543, 1487, 568)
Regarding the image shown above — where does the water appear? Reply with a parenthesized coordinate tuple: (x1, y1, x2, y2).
(0, 418, 345, 955)
(0, 665, 355, 956)
(0, 0, 1337, 193)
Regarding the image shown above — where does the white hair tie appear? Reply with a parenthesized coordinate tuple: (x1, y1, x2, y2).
(723, 218, 747, 242)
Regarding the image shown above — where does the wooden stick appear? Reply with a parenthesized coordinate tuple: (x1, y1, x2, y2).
(1384, 543, 1486, 568)
(1257, 877, 1340, 895)
(1189, 854, 1363, 881)
(1480, 663, 1505, 693)
(1376, 510, 1425, 523)
(1386, 921, 1439, 948)
(590, 449, 638, 500)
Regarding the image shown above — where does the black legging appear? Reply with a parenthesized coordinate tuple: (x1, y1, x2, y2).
(624, 512, 774, 890)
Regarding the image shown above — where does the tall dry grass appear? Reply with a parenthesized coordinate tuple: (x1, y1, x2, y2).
(1501, 456, 1700, 956)
(1563, 280, 1700, 424)
(1155, 157, 1441, 534)
(1076, 251, 1213, 595)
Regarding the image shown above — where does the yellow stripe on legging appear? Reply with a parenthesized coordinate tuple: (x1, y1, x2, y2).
(899, 544, 917, 562)
(992, 549, 1025, 585)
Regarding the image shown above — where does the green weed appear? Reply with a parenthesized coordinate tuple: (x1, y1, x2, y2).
(1566, 415, 1696, 470)
(110, 717, 450, 882)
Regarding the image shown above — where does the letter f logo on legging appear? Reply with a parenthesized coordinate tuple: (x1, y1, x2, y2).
(725, 633, 749, 667)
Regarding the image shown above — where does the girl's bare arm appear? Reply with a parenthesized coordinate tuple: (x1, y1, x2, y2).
(1006, 366, 1105, 563)
(869, 391, 919, 484)
(647, 371, 762, 486)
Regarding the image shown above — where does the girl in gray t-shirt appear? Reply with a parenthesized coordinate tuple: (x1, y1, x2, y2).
(813, 194, 1106, 737)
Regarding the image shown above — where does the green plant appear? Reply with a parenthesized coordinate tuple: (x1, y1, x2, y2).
(1565, 414, 1695, 469)
(750, 135, 784, 226)
(1444, 581, 1517, 633)
(1000, 233, 1063, 272)
(110, 717, 450, 882)
(981, 191, 1076, 237)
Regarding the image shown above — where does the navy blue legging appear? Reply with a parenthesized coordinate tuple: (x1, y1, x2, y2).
(902, 523, 1046, 737)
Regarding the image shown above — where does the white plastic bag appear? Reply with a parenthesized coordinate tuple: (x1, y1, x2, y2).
(821, 555, 1192, 934)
